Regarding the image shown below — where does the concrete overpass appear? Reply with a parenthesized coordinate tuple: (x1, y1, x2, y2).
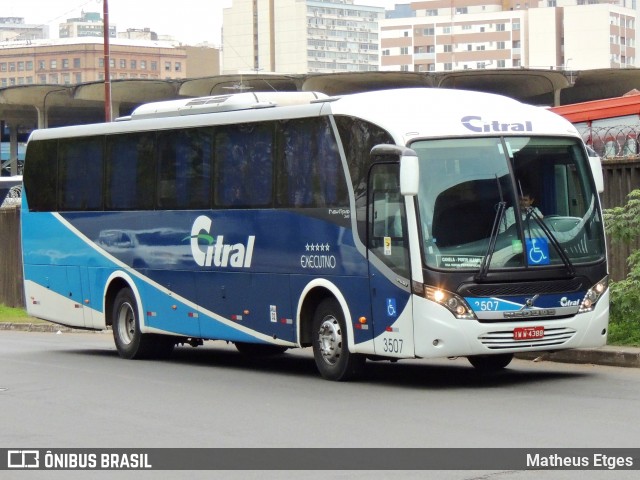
(2, 68, 639, 174)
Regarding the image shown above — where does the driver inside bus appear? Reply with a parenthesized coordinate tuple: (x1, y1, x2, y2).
(502, 192, 543, 231)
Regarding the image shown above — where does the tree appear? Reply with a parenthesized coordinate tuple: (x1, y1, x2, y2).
(603, 189, 640, 345)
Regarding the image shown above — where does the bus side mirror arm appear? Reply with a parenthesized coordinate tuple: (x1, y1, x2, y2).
(370, 144, 419, 196)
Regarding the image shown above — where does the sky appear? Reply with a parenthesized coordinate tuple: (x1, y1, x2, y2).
(5, 0, 400, 47)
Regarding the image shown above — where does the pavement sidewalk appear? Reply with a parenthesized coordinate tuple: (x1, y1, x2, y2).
(2, 321, 639, 369)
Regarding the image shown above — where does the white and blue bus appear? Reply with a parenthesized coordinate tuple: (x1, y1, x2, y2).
(21, 88, 609, 381)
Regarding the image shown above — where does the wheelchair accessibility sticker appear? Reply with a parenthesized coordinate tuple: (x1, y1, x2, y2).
(386, 298, 397, 317)
(526, 238, 550, 265)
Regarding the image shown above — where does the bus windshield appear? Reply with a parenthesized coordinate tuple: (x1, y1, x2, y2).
(412, 136, 606, 271)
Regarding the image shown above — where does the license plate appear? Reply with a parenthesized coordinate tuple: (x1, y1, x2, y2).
(513, 326, 544, 340)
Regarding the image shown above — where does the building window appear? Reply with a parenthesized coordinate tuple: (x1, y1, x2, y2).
(50, 60, 57, 69)
(513, 59, 521, 67)
(26, 61, 33, 71)
(175, 62, 182, 72)
(140, 60, 147, 70)
(99, 58, 104, 68)
(496, 24, 506, 32)
(17, 62, 25, 71)
(165, 61, 171, 71)
(400, 47, 408, 55)
(497, 60, 506, 68)
(74, 58, 81, 68)
(456, 7, 468, 14)
(443, 26, 451, 34)
(423, 27, 434, 36)
(120, 59, 126, 68)
(426, 9, 437, 16)
(497, 41, 505, 50)
(0, 63, 6, 72)
(75, 73, 82, 83)
(444, 63, 452, 71)
(38, 60, 46, 70)
(151, 61, 158, 71)
(62, 59, 69, 69)
(130, 60, 137, 70)
(444, 44, 452, 52)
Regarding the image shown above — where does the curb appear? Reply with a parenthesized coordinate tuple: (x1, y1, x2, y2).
(515, 347, 640, 369)
(3, 323, 639, 369)
(0, 322, 107, 334)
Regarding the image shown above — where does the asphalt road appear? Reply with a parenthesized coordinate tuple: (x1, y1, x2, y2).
(1, 330, 639, 480)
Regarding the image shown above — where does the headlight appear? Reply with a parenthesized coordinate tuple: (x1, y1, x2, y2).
(424, 285, 476, 320)
(579, 276, 608, 313)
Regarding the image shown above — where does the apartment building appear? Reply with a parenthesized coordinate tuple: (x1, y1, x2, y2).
(0, 17, 48, 42)
(381, 1, 636, 72)
(0, 38, 192, 87)
(223, 0, 385, 74)
(59, 11, 117, 39)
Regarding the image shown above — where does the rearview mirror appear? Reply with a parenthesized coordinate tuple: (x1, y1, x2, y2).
(370, 144, 419, 196)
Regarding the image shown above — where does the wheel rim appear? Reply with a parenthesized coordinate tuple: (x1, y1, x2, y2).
(317, 315, 342, 366)
(116, 301, 136, 346)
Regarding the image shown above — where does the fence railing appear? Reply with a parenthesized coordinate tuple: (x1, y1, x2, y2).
(581, 125, 640, 160)
(0, 206, 24, 308)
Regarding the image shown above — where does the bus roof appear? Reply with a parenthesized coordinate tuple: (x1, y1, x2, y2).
(324, 88, 580, 144)
(27, 88, 579, 144)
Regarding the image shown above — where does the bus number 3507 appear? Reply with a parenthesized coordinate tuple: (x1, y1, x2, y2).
(383, 338, 404, 354)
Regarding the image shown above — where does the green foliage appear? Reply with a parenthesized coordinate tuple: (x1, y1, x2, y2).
(0, 303, 32, 322)
(604, 189, 640, 346)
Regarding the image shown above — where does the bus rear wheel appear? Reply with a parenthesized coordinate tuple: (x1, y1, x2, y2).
(467, 353, 514, 373)
(312, 298, 365, 381)
(112, 287, 174, 359)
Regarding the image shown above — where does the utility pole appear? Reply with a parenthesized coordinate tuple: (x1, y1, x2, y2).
(103, 0, 112, 122)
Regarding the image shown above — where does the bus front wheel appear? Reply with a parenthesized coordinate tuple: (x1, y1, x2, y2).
(112, 288, 174, 359)
(467, 353, 514, 373)
(311, 298, 365, 381)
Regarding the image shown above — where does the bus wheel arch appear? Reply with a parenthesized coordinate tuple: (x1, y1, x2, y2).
(104, 273, 174, 359)
(297, 282, 365, 381)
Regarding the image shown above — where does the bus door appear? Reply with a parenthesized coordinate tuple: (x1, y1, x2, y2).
(367, 163, 414, 357)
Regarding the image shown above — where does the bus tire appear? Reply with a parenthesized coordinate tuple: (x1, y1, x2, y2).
(312, 298, 365, 381)
(467, 353, 513, 372)
(235, 342, 288, 356)
(112, 287, 168, 359)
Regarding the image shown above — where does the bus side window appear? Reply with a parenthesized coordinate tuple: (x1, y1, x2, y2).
(215, 123, 273, 208)
(368, 164, 409, 277)
(157, 128, 211, 210)
(58, 136, 104, 211)
(106, 132, 156, 210)
(279, 117, 347, 208)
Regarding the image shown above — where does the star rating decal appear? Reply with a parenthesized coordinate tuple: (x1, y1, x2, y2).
(305, 243, 331, 252)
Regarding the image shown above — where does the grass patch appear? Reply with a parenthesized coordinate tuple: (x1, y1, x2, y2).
(0, 304, 48, 324)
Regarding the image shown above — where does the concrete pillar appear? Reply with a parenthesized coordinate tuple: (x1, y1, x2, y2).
(8, 122, 18, 176)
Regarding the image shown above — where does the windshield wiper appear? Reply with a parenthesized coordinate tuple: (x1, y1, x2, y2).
(524, 208, 576, 276)
(475, 201, 506, 281)
(476, 176, 507, 281)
